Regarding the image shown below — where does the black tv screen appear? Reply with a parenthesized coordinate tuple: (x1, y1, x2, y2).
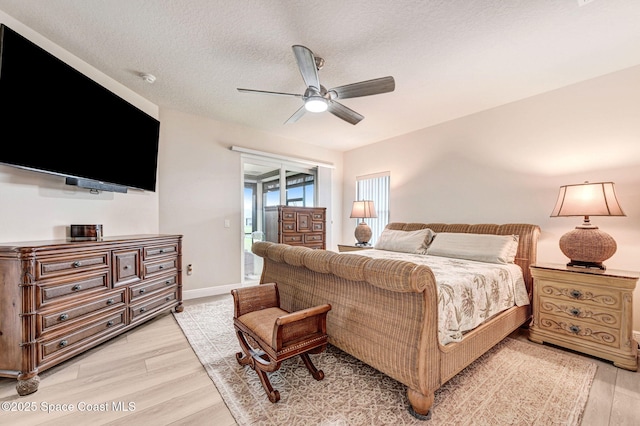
(0, 24, 160, 192)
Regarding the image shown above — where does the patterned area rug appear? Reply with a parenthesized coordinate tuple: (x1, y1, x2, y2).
(174, 297, 596, 425)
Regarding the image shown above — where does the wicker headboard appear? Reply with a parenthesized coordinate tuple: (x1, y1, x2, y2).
(384, 223, 541, 296)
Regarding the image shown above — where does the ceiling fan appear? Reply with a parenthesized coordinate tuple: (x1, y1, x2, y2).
(237, 45, 395, 125)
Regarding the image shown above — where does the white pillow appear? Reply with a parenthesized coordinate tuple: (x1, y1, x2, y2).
(374, 228, 435, 254)
(426, 233, 519, 264)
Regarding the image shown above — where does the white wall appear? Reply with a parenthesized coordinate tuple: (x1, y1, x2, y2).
(158, 109, 343, 298)
(343, 65, 640, 331)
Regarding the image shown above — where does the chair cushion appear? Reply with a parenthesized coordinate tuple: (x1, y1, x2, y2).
(237, 307, 288, 347)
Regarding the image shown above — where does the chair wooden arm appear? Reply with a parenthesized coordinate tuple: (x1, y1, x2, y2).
(272, 304, 331, 352)
(232, 282, 280, 318)
(275, 304, 331, 326)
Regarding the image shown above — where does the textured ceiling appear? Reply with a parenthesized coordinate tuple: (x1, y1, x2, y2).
(1, 0, 640, 151)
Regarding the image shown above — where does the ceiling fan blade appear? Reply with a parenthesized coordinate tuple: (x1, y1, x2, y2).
(284, 105, 306, 124)
(292, 45, 320, 91)
(328, 101, 364, 125)
(237, 88, 303, 98)
(329, 76, 395, 100)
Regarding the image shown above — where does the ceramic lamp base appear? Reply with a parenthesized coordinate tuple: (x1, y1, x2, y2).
(559, 225, 616, 270)
(354, 222, 372, 245)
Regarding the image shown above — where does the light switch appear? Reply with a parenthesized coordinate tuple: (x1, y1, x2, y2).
(224, 219, 230, 228)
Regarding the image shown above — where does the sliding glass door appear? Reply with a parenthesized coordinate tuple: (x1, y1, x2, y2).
(242, 158, 316, 283)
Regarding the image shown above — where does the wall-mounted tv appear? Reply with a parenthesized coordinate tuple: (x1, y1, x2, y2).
(0, 24, 160, 193)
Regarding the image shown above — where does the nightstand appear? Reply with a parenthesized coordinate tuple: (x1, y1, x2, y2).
(337, 244, 371, 253)
(529, 263, 639, 371)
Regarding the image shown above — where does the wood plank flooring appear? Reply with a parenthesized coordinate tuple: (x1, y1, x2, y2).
(1, 295, 638, 425)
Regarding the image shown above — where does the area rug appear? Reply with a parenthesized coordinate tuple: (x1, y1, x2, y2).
(174, 297, 597, 425)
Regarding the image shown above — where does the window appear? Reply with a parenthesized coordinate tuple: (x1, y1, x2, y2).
(356, 172, 390, 245)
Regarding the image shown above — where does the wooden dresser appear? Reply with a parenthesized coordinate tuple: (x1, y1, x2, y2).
(529, 263, 638, 371)
(0, 234, 182, 395)
(264, 206, 326, 249)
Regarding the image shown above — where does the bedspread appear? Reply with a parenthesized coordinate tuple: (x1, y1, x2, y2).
(344, 249, 529, 345)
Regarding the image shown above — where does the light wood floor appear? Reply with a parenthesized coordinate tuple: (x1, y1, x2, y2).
(1, 295, 639, 425)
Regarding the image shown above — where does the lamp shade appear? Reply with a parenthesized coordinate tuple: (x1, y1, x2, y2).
(350, 200, 378, 219)
(550, 181, 625, 218)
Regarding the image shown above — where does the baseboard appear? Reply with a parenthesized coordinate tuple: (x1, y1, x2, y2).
(183, 283, 240, 301)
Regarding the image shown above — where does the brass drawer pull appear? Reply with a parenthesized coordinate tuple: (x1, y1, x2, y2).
(165, 280, 172, 285)
(569, 325, 581, 334)
(72, 284, 82, 291)
(139, 307, 146, 313)
(139, 288, 146, 294)
(72, 261, 82, 268)
(569, 289, 582, 299)
(158, 265, 164, 270)
(106, 298, 115, 305)
(166, 297, 171, 302)
(159, 249, 165, 253)
(123, 265, 130, 270)
(106, 320, 114, 327)
(59, 340, 68, 348)
(59, 313, 69, 321)
(569, 308, 581, 317)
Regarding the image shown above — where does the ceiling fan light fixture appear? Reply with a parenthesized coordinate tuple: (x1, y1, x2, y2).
(305, 96, 328, 113)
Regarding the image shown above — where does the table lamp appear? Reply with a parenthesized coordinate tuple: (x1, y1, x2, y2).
(350, 200, 377, 246)
(550, 181, 625, 270)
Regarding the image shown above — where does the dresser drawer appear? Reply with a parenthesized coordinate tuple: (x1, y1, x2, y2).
(112, 249, 141, 287)
(538, 295, 621, 328)
(304, 233, 324, 244)
(39, 309, 126, 363)
(281, 221, 296, 232)
(38, 289, 126, 334)
(39, 271, 110, 307)
(129, 274, 178, 303)
(36, 252, 109, 279)
(144, 258, 177, 278)
(311, 211, 324, 221)
(144, 243, 179, 260)
(282, 234, 304, 244)
(129, 290, 178, 323)
(281, 210, 296, 220)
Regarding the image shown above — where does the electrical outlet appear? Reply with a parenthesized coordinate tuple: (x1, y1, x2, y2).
(187, 264, 193, 276)
(224, 219, 230, 228)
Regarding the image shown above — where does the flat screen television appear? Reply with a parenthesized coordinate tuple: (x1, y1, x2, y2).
(0, 24, 160, 193)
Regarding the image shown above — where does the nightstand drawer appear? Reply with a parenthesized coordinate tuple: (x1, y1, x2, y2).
(537, 312, 620, 348)
(538, 280, 622, 310)
(538, 295, 621, 328)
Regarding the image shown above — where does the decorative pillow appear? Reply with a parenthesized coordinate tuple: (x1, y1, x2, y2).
(374, 228, 435, 254)
(426, 233, 519, 264)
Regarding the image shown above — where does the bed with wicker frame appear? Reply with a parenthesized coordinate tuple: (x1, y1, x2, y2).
(252, 222, 540, 419)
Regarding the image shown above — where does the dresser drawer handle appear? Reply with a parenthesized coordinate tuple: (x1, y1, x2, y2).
(106, 298, 115, 305)
(139, 307, 146, 313)
(569, 290, 582, 299)
(166, 297, 171, 302)
(123, 265, 130, 270)
(72, 261, 82, 268)
(165, 280, 172, 285)
(569, 308, 581, 317)
(159, 249, 165, 253)
(59, 340, 68, 348)
(59, 313, 69, 321)
(139, 288, 146, 294)
(72, 284, 82, 291)
(569, 325, 581, 334)
(106, 320, 114, 327)
(158, 265, 164, 270)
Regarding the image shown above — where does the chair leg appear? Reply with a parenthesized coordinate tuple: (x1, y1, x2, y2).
(234, 328, 282, 403)
(300, 353, 324, 381)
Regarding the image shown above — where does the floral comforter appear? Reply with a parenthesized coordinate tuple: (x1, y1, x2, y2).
(345, 249, 529, 345)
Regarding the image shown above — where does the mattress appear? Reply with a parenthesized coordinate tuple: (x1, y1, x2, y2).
(343, 249, 529, 345)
